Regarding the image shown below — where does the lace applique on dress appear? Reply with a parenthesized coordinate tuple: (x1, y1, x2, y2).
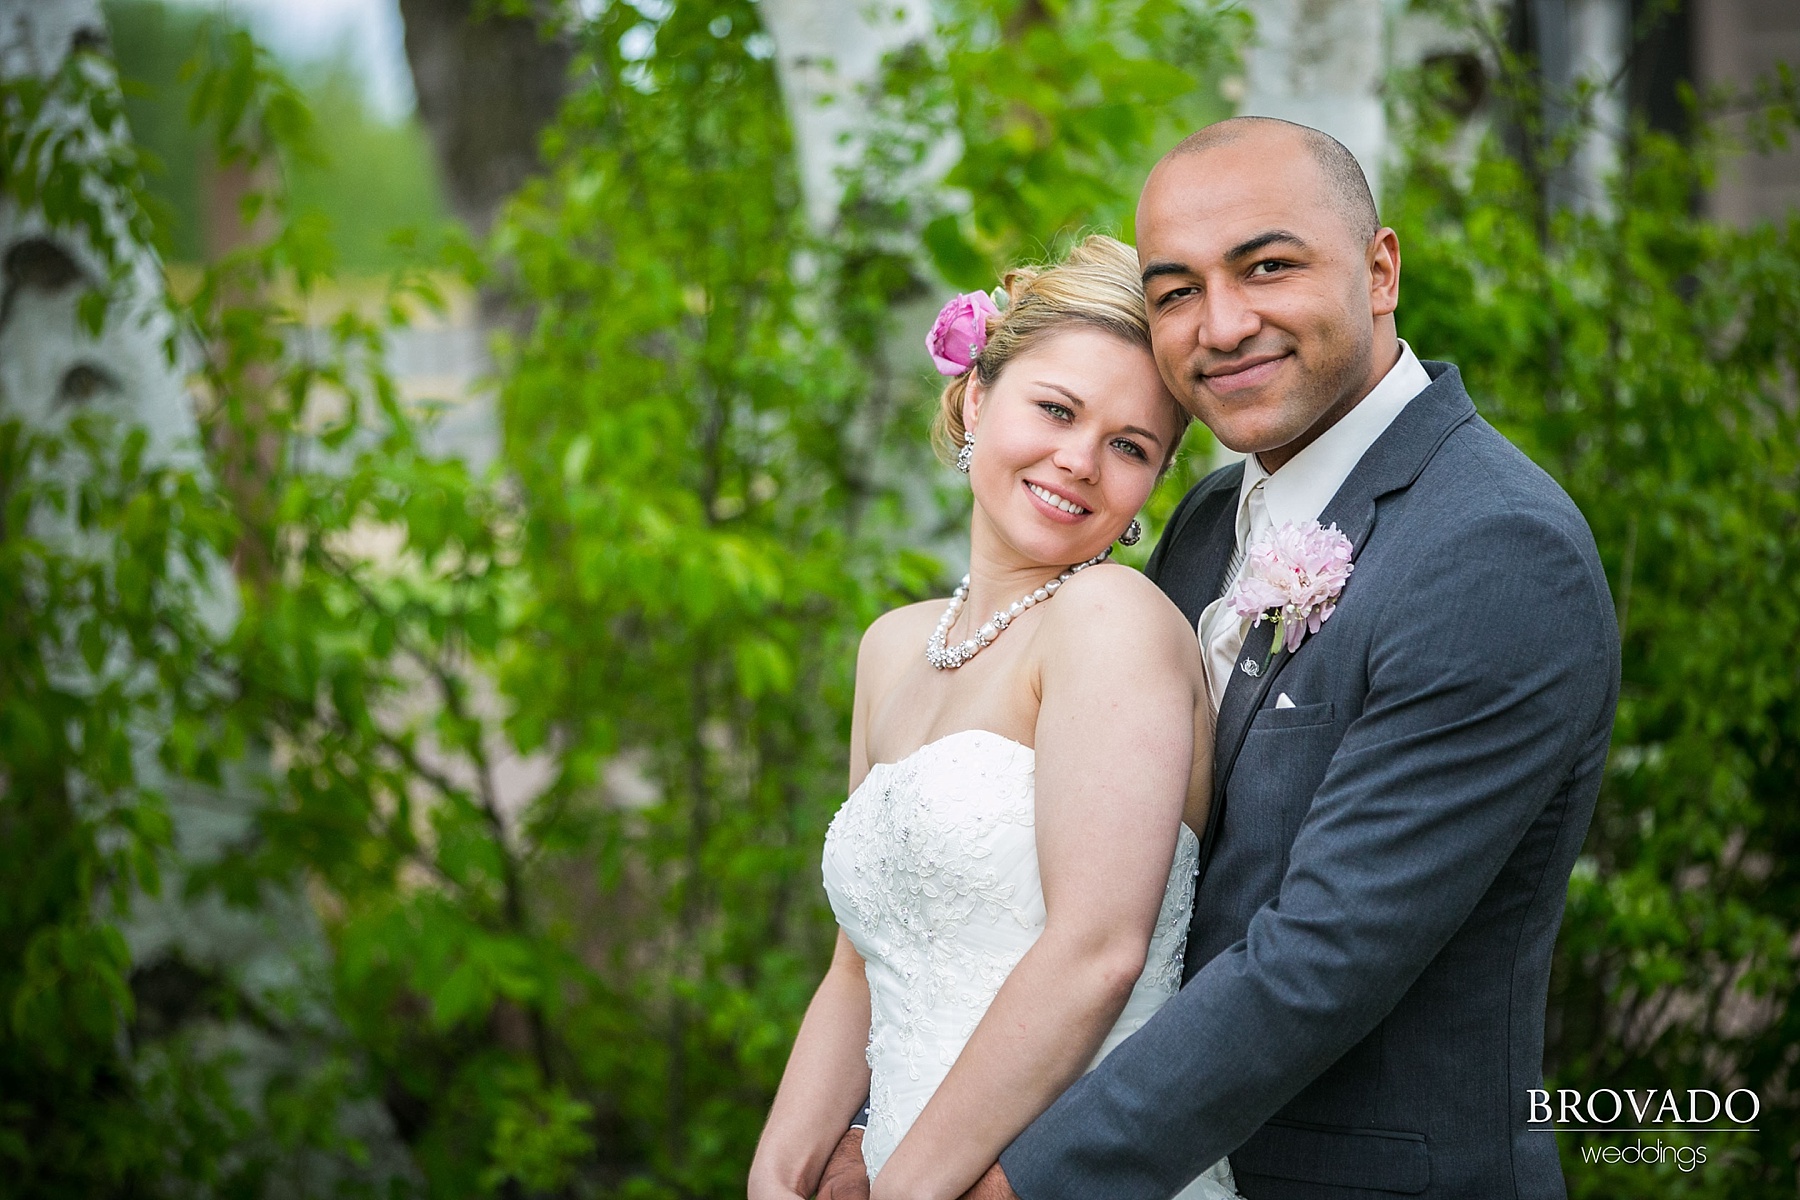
(821, 728, 1221, 1195)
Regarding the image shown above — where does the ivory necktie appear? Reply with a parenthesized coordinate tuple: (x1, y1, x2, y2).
(1198, 478, 1269, 712)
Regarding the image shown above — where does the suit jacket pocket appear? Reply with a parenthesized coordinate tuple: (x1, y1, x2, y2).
(1233, 1118, 1429, 1193)
(1249, 700, 1336, 731)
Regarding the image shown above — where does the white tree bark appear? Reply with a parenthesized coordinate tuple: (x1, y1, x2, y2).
(0, 0, 202, 471)
(759, 0, 936, 232)
(0, 0, 259, 1028)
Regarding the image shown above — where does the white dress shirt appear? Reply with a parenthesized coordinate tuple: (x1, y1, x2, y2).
(1198, 342, 1434, 711)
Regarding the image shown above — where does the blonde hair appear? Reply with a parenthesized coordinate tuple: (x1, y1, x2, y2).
(932, 233, 1190, 471)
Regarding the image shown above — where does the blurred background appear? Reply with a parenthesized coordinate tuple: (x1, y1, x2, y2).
(1, 0, 1795, 1196)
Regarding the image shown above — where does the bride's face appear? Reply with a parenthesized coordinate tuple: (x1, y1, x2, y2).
(965, 326, 1181, 568)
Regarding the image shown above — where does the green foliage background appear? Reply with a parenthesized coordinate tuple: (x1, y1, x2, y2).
(1, 0, 1796, 1197)
(107, 0, 446, 271)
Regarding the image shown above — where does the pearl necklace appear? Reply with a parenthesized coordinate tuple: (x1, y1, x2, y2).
(925, 550, 1112, 670)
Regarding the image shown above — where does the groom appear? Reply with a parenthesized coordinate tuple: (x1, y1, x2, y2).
(820, 116, 1619, 1199)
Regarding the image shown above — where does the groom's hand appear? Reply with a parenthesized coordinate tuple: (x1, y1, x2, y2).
(958, 1163, 1018, 1200)
(815, 1127, 869, 1200)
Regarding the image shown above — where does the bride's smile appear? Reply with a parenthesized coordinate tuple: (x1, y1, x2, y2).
(1022, 480, 1089, 516)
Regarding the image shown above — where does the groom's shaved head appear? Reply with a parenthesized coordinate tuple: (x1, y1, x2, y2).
(1166, 117, 1379, 243)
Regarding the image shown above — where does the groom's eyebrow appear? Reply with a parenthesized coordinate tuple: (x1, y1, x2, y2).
(1139, 230, 1311, 284)
(1140, 260, 1192, 284)
(1224, 229, 1309, 262)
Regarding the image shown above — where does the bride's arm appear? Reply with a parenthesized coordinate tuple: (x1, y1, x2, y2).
(869, 570, 1207, 1200)
(751, 608, 918, 1199)
(748, 930, 874, 1200)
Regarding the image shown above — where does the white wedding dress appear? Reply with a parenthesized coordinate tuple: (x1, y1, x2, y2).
(822, 728, 1239, 1198)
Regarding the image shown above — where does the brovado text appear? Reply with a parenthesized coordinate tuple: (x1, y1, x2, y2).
(1529, 1088, 1761, 1127)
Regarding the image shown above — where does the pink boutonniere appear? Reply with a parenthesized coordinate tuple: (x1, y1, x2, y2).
(1228, 520, 1355, 665)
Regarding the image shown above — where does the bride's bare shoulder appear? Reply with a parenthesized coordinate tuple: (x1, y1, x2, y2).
(857, 599, 941, 676)
(1043, 562, 1201, 665)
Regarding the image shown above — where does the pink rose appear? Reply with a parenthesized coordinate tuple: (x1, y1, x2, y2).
(1228, 520, 1355, 654)
(926, 290, 1000, 376)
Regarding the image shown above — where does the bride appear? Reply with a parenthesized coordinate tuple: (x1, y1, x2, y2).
(748, 236, 1238, 1200)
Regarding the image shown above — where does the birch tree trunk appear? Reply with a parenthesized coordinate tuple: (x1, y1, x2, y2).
(0, 0, 251, 1038)
(1, 5, 408, 1186)
(0, 0, 199, 466)
(759, 0, 953, 558)
(760, 0, 937, 233)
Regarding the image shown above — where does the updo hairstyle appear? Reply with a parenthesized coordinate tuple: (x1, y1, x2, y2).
(932, 233, 1190, 471)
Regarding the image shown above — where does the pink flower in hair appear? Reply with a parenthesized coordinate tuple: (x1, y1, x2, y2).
(926, 290, 1001, 376)
(1228, 520, 1355, 656)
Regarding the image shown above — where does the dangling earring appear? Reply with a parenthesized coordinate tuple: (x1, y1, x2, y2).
(955, 429, 975, 474)
(1119, 518, 1143, 546)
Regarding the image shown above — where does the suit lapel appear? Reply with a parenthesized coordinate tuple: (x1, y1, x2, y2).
(1196, 363, 1479, 879)
(1195, 616, 1280, 884)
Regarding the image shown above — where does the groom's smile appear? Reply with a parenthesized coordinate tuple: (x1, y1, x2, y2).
(1199, 349, 1293, 396)
(1134, 119, 1402, 472)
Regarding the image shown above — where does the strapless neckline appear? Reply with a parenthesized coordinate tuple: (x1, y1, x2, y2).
(866, 727, 1034, 774)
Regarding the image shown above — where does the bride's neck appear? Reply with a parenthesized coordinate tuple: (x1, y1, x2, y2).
(958, 521, 1085, 632)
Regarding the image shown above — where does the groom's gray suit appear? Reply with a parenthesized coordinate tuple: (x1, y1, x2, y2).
(998, 362, 1620, 1199)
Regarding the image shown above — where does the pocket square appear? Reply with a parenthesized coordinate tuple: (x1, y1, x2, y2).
(1275, 693, 1296, 709)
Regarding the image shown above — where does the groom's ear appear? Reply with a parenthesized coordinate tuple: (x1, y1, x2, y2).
(1367, 227, 1401, 319)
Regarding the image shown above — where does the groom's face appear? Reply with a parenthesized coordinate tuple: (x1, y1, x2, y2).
(1135, 135, 1399, 468)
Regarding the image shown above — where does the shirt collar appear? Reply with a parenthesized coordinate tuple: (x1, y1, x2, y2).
(1235, 340, 1432, 535)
